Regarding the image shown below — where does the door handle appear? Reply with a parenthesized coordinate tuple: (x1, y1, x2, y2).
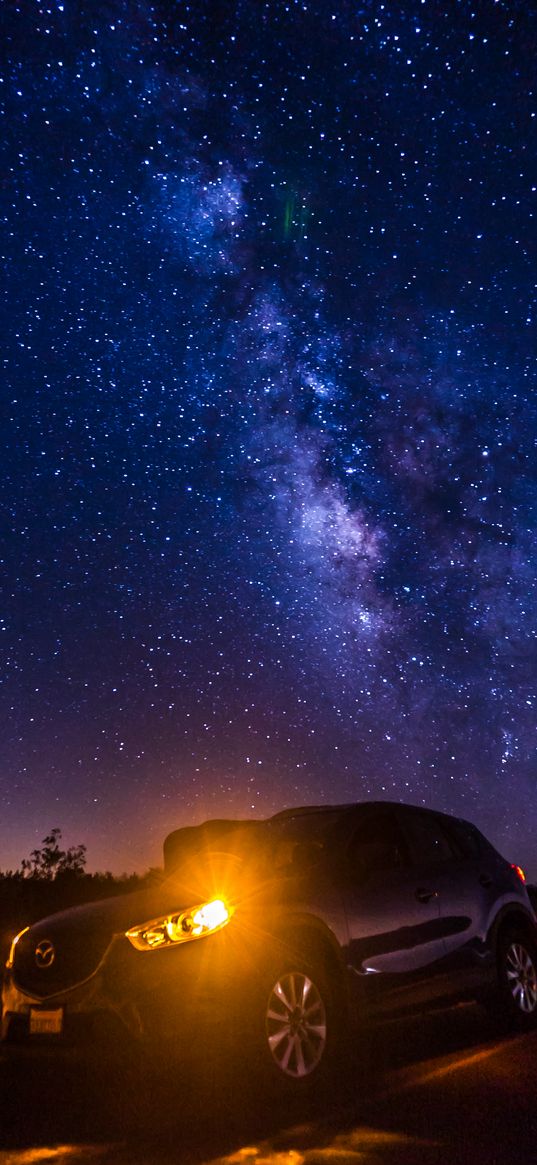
(479, 873, 493, 889)
(415, 887, 438, 903)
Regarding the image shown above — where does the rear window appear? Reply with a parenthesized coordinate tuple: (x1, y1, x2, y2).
(400, 810, 458, 864)
(442, 817, 483, 860)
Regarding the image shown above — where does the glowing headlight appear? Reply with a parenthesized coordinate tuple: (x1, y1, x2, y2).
(125, 898, 231, 952)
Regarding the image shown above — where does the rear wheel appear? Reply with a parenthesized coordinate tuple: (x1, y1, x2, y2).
(497, 928, 537, 1027)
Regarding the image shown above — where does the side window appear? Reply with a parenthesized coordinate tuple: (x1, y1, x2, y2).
(402, 811, 457, 865)
(444, 818, 482, 860)
(346, 812, 408, 881)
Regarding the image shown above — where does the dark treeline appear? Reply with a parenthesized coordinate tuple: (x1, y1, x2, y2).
(0, 829, 163, 966)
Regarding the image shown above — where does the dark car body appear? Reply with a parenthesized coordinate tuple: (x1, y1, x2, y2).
(3, 802, 537, 1084)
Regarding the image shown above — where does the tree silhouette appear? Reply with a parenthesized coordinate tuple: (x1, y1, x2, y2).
(21, 828, 87, 880)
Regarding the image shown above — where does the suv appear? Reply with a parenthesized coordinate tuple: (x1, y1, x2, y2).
(3, 802, 537, 1086)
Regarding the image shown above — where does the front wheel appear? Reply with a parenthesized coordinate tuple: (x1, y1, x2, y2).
(252, 947, 348, 1097)
(265, 968, 329, 1080)
(497, 928, 537, 1027)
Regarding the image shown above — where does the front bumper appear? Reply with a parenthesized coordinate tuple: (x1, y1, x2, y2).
(2, 927, 241, 1051)
(3, 933, 143, 1045)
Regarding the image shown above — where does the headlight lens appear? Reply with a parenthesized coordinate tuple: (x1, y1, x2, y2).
(125, 898, 231, 952)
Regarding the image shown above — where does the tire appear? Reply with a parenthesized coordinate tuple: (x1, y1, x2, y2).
(497, 927, 537, 1028)
(257, 952, 342, 1092)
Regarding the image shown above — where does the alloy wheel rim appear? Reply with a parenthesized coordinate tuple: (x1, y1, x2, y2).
(505, 942, 537, 1013)
(265, 971, 327, 1078)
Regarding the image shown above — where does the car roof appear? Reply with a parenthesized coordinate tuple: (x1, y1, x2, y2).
(268, 801, 475, 827)
(269, 801, 410, 821)
(163, 801, 480, 870)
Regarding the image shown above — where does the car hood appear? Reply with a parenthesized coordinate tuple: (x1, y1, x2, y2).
(21, 860, 268, 943)
(22, 888, 167, 943)
(27, 886, 228, 943)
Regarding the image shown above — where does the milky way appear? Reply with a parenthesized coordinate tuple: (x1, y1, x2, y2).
(2, 0, 537, 874)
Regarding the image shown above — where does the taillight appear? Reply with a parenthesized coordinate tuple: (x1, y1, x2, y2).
(511, 863, 526, 884)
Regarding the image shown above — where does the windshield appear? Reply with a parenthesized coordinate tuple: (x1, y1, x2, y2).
(163, 809, 343, 881)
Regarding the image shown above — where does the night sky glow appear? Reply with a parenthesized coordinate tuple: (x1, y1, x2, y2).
(3, 1, 537, 876)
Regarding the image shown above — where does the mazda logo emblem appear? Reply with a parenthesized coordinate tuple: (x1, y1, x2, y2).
(35, 940, 55, 969)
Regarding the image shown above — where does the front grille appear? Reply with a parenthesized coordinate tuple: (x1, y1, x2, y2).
(13, 925, 111, 998)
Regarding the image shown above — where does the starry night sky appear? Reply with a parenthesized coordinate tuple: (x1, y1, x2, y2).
(3, 0, 537, 876)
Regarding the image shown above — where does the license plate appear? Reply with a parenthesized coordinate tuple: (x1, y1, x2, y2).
(29, 1007, 63, 1035)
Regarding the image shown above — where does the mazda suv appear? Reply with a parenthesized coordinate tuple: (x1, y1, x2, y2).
(3, 802, 537, 1087)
